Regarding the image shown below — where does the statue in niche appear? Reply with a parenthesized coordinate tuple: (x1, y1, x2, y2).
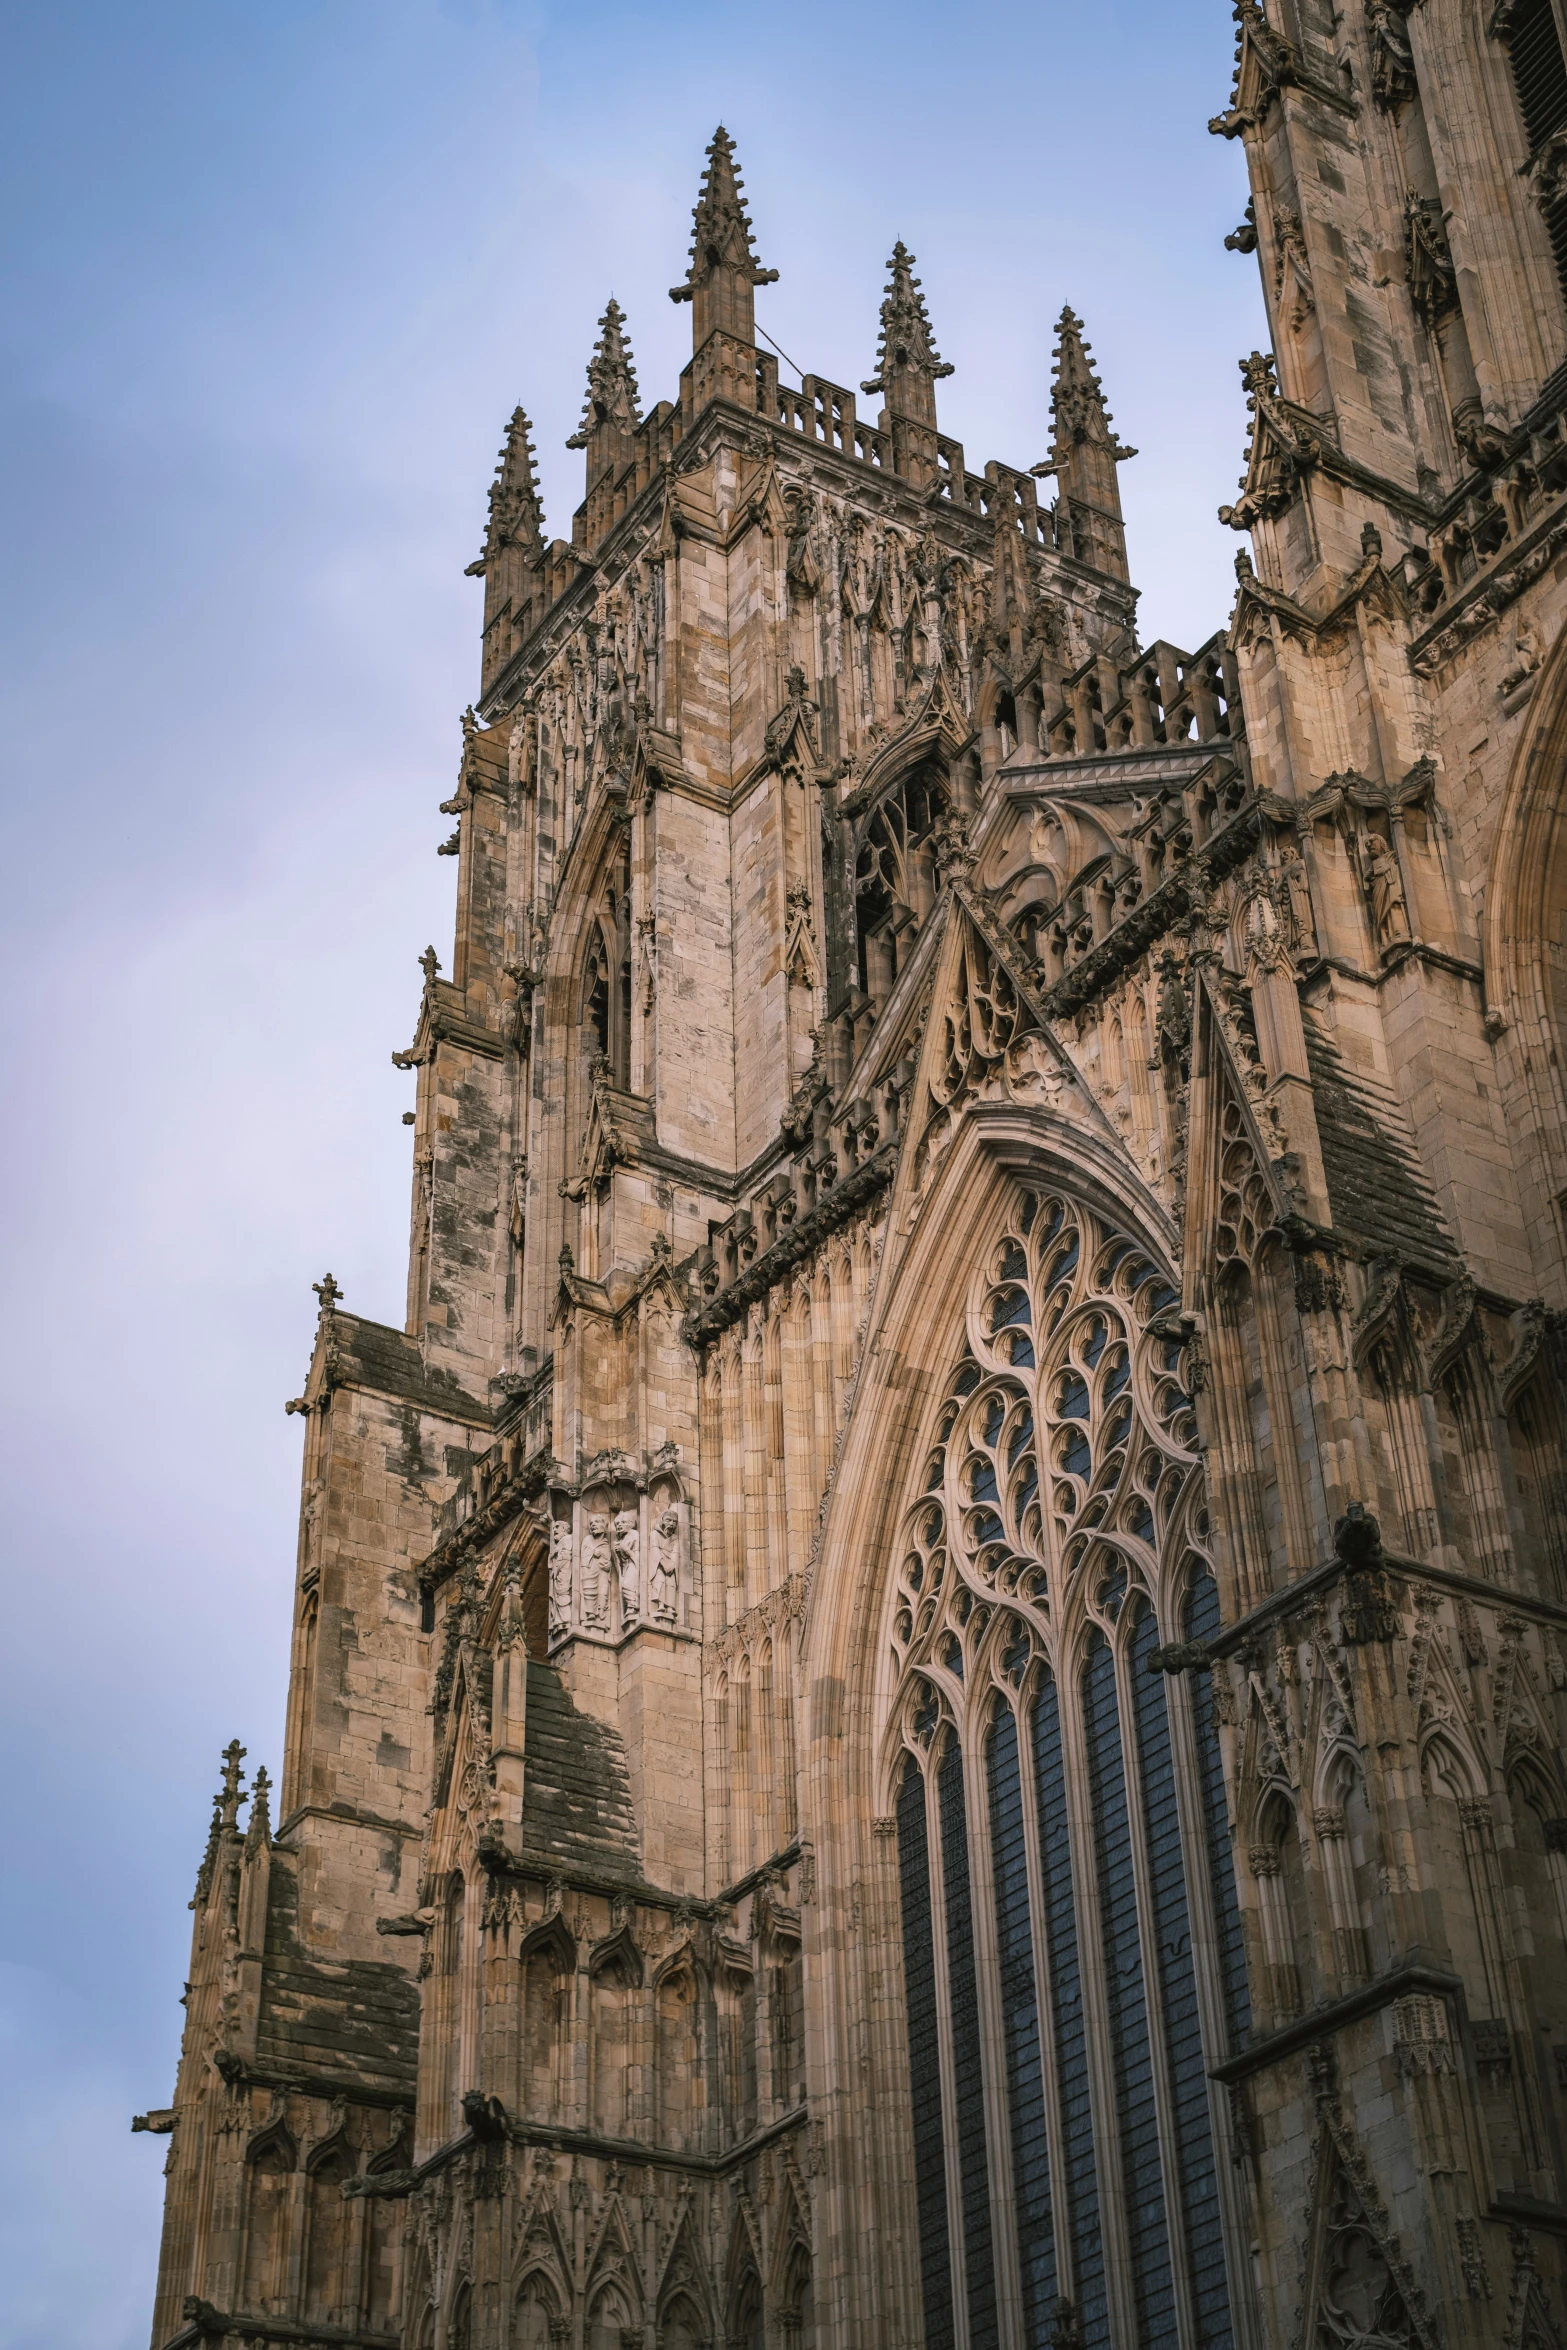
(911, 533, 947, 677)
(1361, 831, 1412, 952)
(649, 1508, 681, 1625)
(580, 1514, 613, 1631)
(547, 1518, 574, 1641)
(1278, 842, 1319, 959)
(613, 1506, 641, 1626)
(783, 487, 820, 595)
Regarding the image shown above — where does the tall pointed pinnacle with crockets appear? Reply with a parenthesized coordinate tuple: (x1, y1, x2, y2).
(862, 243, 953, 432)
(1032, 305, 1136, 584)
(862, 240, 953, 488)
(567, 298, 642, 492)
(467, 405, 549, 693)
(470, 406, 545, 575)
(669, 127, 777, 405)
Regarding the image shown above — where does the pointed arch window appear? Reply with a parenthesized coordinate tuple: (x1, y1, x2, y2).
(581, 834, 633, 1089)
(888, 1184, 1250, 2350)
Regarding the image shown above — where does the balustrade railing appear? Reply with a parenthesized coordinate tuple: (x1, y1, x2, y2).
(1041, 632, 1242, 758)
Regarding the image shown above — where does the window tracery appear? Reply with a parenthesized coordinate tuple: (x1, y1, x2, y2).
(852, 762, 949, 1015)
(582, 834, 633, 1089)
(886, 1183, 1245, 2350)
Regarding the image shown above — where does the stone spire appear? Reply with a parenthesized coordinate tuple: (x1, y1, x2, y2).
(471, 406, 545, 574)
(862, 242, 953, 432)
(1033, 306, 1135, 582)
(669, 127, 778, 357)
(567, 299, 642, 489)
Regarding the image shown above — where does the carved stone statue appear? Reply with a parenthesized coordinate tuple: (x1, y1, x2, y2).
(1278, 844, 1318, 960)
(1362, 832, 1411, 953)
(649, 1508, 681, 1625)
(547, 1518, 573, 1641)
(580, 1513, 613, 1631)
(613, 1506, 641, 1626)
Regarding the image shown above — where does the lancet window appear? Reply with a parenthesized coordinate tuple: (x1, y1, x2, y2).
(886, 1184, 1248, 2350)
(852, 762, 949, 1015)
(581, 834, 632, 1088)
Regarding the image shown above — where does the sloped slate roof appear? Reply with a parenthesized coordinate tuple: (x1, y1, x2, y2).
(522, 1660, 641, 1879)
(258, 1862, 420, 2097)
(1304, 1021, 1459, 1270)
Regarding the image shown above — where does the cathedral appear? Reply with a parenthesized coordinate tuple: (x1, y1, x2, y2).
(139, 5, 1567, 2346)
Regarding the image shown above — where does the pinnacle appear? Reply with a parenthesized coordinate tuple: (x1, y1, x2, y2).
(217, 1739, 247, 1833)
(567, 298, 642, 449)
(1036, 305, 1136, 468)
(669, 126, 778, 303)
(473, 405, 544, 569)
(245, 1766, 272, 1857)
(862, 242, 953, 396)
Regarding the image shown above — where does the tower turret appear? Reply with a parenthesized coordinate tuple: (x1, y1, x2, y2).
(862, 241, 952, 488)
(1033, 305, 1135, 583)
(466, 404, 546, 695)
(669, 126, 777, 409)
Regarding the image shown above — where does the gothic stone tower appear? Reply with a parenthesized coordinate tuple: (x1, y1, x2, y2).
(142, 51, 1567, 2350)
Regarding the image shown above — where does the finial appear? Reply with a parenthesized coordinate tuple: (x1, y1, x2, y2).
(217, 1739, 247, 1833)
(565, 299, 642, 451)
(1031, 307, 1136, 478)
(1239, 349, 1279, 404)
(419, 944, 441, 986)
(669, 127, 778, 309)
(467, 406, 545, 577)
(861, 242, 953, 404)
(312, 1271, 342, 1316)
(498, 1559, 528, 1651)
(245, 1767, 272, 1858)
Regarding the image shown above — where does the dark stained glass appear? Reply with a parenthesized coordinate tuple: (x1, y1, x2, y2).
(897, 1757, 953, 2350)
(939, 1741, 999, 2349)
(987, 1701, 1058, 2340)
(1083, 1630, 1178, 2343)
(1129, 1601, 1232, 2349)
(1033, 1678, 1108, 2349)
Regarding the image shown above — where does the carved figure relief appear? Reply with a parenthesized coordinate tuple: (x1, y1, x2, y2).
(580, 1514, 613, 1632)
(613, 1506, 640, 1625)
(544, 1517, 572, 1643)
(1361, 832, 1412, 954)
(650, 1507, 681, 1625)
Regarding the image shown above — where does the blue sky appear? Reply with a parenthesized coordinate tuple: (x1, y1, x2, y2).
(0, 4, 1261, 2339)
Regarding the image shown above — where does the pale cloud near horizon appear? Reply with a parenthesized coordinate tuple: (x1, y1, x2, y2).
(0, 4, 1260, 2339)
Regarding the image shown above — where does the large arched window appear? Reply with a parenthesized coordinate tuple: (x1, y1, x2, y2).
(887, 1183, 1249, 2350)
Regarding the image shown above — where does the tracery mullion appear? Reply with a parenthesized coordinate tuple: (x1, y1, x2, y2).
(1112, 1615, 1204, 2350)
(1025, 1208, 1124, 2350)
(924, 1736, 974, 2349)
(961, 1701, 1026, 2350)
(897, 1750, 954, 2350)
(1056, 1655, 1141, 2350)
(993, 1687, 1070, 2344)
(1147, 1590, 1255, 2350)
(940, 1732, 1000, 2349)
